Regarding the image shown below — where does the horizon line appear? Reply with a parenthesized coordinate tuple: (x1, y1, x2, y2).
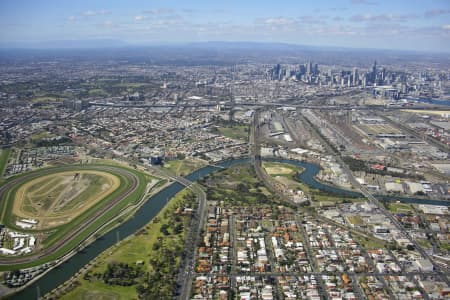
(0, 40, 449, 55)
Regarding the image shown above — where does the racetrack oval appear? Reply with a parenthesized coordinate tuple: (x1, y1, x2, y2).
(0, 164, 142, 266)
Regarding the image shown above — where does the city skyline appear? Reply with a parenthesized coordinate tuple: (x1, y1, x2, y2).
(1, 0, 450, 52)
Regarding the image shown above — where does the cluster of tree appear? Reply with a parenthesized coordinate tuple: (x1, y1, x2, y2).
(35, 136, 72, 147)
(201, 165, 273, 206)
(159, 220, 183, 236)
(102, 262, 143, 286)
(205, 183, 270, 207)
(135, 191, 196, 299)
(136, 244, 182, 299)
(343, 156, 424, 180)
(210, 115, 246, 127)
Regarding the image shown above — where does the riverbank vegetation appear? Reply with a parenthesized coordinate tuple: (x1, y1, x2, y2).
(54, 189, 196, 300)
(200, 163, 275, 206)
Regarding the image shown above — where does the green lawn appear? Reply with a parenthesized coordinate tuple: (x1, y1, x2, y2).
(347, 215, 364, 226)
(88, 89, 108, 97)
(438, 242, 450, 251)
(31, 96, 60, 103)
(113, 82, 149, 88)
(31, 131, 55, 142)
(0, 148, 10, 177)
(354, 235, 386, 249)
(217, 125, 249, 140)
(386, 203, 414, 214)
(58, 282, 136, 300)
(262, 161, 300, 179)
(163, 159, 207, 176)
(416, 238, 432, 249)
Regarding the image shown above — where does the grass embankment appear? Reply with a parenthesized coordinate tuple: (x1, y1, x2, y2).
(0, 164, 150, 271)
(163, 158, 207, 176)
(55, 189, 196, 300)
(0, 148, 10, 178)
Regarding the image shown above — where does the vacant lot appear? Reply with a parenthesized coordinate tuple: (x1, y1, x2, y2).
(357, 124, 402, 136)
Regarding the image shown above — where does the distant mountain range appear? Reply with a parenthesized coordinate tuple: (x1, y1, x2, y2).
(0, 39, 443, 54)
(0, 40, 447, 65)
(0, 39, 128, 49)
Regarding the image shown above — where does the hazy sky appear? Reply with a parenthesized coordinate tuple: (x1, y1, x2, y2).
(1, 0, 450, 52)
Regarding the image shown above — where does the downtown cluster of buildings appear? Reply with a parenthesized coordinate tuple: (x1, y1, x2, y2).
(266, 60, 448, 101)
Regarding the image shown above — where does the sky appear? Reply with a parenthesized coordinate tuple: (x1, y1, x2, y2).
(1, 0, 450, 52)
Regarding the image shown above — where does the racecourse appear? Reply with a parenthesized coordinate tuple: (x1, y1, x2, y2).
(13, 170, 120, 230)
(0, 164, 146, 269)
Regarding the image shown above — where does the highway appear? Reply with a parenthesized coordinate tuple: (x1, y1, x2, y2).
(89, 101, 446, 111)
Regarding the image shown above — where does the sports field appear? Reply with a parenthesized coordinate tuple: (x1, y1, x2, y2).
(262, 161, 297, 176)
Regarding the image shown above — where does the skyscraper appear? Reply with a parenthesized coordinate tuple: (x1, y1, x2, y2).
(306, 61, 312, 75)
(352, 68, 358, 86)
(372, 60, 377, 83)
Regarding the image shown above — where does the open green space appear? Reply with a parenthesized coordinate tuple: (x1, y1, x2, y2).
(0, 148, 10, 177)
(31, 97, 61, 103)
(201, 163, 276, 207)
(354, 235, 386, 249)
(385, 202, 415, 214)
(346, 215, 364, 226)
(0, 163, 150, 270)
(57, 189, 196, 300)
(416, 238, 432, 249)
(215, 124, 249, 140)
(163, 158, 207, 176)
(113, 82, 149, 89)
(31, 131, 56, 143)
(438, 242, 450, 251)
(88, 89, 108, 97)
(262, 161, 299, 178)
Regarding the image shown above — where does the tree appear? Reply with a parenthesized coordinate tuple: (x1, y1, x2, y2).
(160, 224, 170, 235)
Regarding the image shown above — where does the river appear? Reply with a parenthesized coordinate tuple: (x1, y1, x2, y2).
(8, 157, 449, 299)
(407, 97, 450, 107)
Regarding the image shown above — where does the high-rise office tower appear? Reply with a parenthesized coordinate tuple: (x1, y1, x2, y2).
(352, 68, 358, 86)
(306, 61, 312, 75)
(372, 60, 377, 82)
